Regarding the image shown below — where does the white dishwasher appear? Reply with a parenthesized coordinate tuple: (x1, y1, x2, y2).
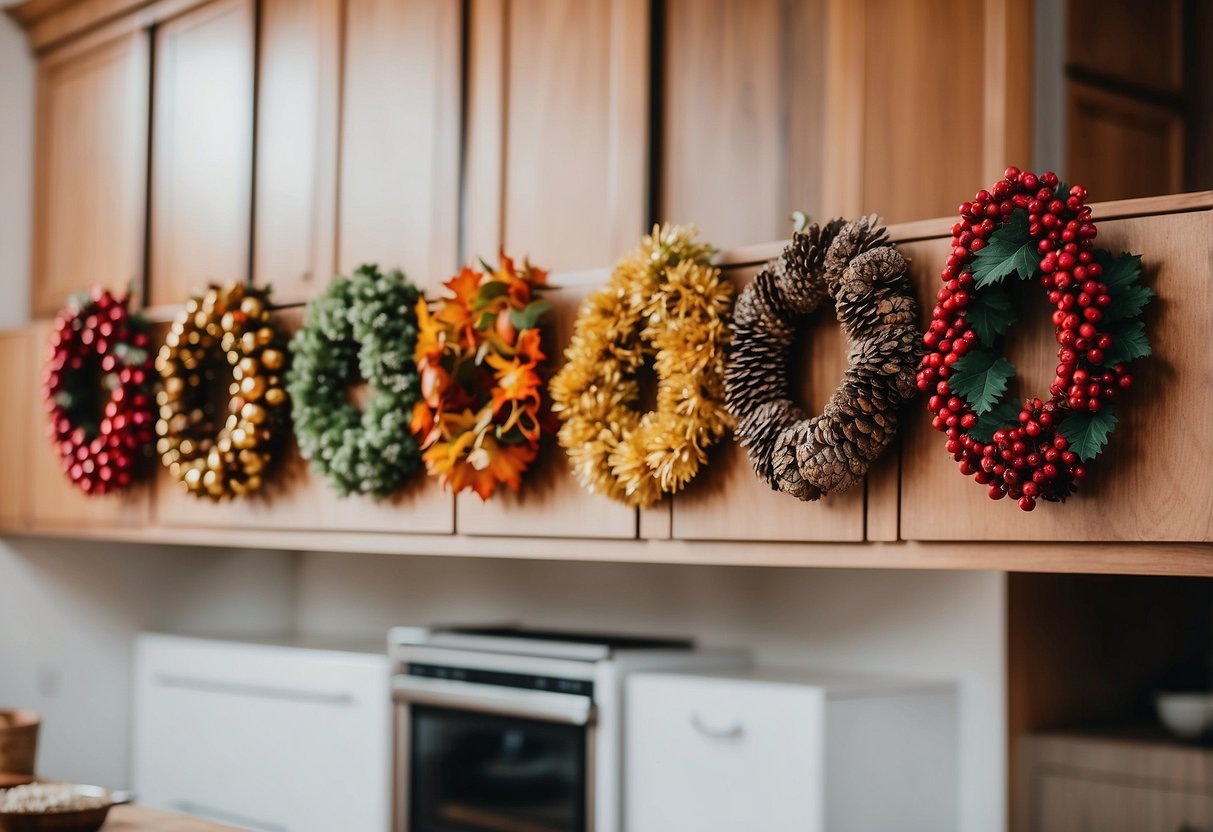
(132, 633, 390, 832)
(625, 668, 958, 832)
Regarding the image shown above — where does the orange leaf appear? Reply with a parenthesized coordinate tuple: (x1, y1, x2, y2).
(515, 328, 545, 365)
(409, 400, 433, 441)
(444, 267, 483, 307)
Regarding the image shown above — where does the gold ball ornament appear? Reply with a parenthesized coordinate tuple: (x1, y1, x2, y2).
(154, 283, 289, 500)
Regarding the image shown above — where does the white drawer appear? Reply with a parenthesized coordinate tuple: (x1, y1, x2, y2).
(625, 669, 958, 832)
(626, 674, 826, 832)
(133, 634, 390, 832)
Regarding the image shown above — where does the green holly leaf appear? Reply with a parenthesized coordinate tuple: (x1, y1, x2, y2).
(970, 397, 1022, 442)
(1104, 283, 1155, 323)
(1092, 251, 1153, 323)
(1103, 319, 1152, 365)
(509, 299, 551, 332)
(970, 208, 1041, 288)
(949, 349, 1016, 414)
(1060, 407, 1118, 462)
(475, 311, 496, 331)
(965, 286, 1017, 346)
(1096, 250, 1143, 291)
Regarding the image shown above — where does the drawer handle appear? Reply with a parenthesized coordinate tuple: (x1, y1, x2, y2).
(691, 713, 744, 740)
(153, 673, 355, 707)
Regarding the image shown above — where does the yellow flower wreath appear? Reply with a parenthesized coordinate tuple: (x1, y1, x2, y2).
(549, 225, 734, 508)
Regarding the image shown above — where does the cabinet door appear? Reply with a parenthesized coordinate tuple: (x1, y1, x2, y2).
(133, 636, 390, 832)
(149, 0, 255, 307)
(338, 0, 461, 288)
(151, 310, 453, 534)
(1036, 773, 1213, 832)
(32, 31, 149, 317)
(463, 0, 649, 269)
(661, 0, 827, 250)
(899, 208, 1213, 542)
(455, 271, 639, 539)
(1066, 82, 1184, 202)
(0, 330, 32, 529)
(626, 675, 824, 832)
(27, 320, 152, 530)
(669, 260, 867, 542)
(661, 0, 1019, 240)
(252, 0, 341, 304)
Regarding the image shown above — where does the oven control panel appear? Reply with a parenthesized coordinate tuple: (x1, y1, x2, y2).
(406, 662, 595, 699)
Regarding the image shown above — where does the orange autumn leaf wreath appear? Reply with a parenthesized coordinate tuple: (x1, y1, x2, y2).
(411, 254, 552, 499)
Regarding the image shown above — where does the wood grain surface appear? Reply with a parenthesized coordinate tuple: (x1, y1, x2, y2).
(32, 28, 147, 316)
(105, 804, 239, 831)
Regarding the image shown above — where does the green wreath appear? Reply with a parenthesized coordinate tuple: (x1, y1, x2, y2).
(287, 264, 423, 497)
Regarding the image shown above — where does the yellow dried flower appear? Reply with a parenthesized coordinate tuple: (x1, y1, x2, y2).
(549, 225, 734, 507)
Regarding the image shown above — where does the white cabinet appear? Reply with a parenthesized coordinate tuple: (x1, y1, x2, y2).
(133, 633, 390, 832)
(625, 669, 958, 832)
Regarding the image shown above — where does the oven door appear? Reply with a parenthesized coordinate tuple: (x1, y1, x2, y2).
(393, 676, 596, 832)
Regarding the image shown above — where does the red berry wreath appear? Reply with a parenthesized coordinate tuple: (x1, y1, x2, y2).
(917, 168, 1153, 511)
(42, 288, 156, 494)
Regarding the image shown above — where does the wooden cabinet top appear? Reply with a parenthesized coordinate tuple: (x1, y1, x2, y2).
(101, 804, 239, 831)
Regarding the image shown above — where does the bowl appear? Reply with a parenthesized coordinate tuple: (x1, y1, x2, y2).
(1155, 691, 1213, 741)
(0, 785, 123, 832)
(0, 713, 39, 777)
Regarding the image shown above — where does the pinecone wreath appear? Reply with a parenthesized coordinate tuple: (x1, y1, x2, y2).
(725, 216, 922, 500)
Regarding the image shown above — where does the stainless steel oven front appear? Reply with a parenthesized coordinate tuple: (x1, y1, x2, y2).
(392, 645, 599, 832)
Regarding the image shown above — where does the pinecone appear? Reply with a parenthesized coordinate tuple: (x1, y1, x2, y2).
(775, 218, 845, 315)
(848, 324, 923, 400)
(823, 215, 890, 291)
(772, 417, 822, 501)
(834, 247, 916, 335)
(822, 375, 900, 462)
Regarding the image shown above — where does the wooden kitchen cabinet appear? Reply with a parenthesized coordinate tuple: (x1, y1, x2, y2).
(151, 310, 454, 534)
(148, 0, 255, 308)
(1067, 83, 1184, 202)
(26, 320, 152, 529)
(32, 29, 148, 317)
(660, 0, 829, 250)
(0, 330, 32, 529)
(463, 0, 649, 270)
(338, 0, 461, 289)
(455, 271, 640, 539)
(899, 196, 1213, 542)
(252, 0, 342, 304)
(661, 0, 1030, 243)
(1018, 733, 1213, 832)
(669, 258, 866, 543)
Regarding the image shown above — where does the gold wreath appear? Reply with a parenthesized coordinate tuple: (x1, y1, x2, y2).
(155, 283, 289, 500)
(549, 225, 734, 507)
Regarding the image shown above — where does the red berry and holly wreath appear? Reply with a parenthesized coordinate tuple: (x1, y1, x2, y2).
(42, 288, 156, 495)
(917, 168, 1153, 511)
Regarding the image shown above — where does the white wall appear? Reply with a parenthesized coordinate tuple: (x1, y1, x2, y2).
(294, 554, 1007, 832)
(0, 539, 297, 786)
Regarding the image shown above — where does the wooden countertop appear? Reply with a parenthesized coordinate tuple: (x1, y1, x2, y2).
(105, 805, 239, 831)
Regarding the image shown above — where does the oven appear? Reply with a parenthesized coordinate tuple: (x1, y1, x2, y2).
(389, 625, 718, 832)
(392, 652, 599, 832)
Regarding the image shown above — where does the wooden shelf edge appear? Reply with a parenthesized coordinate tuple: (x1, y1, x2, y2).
(2, 524, 1210, 576)
(715, 190, 1213, 267)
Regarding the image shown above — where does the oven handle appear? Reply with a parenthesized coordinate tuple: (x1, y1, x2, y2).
(391, 675, 596, 726)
